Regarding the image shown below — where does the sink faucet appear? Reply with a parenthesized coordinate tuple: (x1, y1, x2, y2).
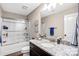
(37, 33, 46, 40)
(57, 37, 62, 44)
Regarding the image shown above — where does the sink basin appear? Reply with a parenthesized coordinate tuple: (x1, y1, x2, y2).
(41, 43, 55, 48)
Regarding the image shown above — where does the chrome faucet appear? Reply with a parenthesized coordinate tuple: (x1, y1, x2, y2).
(57, 38, 62, 44)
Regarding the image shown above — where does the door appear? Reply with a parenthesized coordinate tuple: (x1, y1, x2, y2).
(1, 19, 27, 46)
(64, 13, 78, 44)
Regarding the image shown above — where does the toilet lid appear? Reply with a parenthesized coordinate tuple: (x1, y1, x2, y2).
(22, 46, 29, 51)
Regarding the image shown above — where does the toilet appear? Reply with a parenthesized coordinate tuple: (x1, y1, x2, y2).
(21, 46, 29, 56)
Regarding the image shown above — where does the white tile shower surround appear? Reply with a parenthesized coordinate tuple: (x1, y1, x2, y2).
(30, 39, 78, 56)
(0, 41, 29, 56)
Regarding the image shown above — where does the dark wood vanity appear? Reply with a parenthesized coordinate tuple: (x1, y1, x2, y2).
(30, 42, 52, 56)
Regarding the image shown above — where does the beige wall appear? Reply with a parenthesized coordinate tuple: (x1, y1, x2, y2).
(2, 11, 27, 20)
(41, 5, 78, 39)
(27, 4, 43, 38)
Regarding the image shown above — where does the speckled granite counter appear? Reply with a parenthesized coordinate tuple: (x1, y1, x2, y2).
(30, 39, 78, 56)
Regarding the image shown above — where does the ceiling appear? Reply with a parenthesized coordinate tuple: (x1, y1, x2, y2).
(0, 3, 78, 18)
(41, 3, 78, 17)
(0, 3, 40, 16)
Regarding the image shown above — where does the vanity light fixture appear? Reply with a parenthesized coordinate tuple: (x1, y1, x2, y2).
(42, 3, 63, 11)
(42, 3, 56, 11)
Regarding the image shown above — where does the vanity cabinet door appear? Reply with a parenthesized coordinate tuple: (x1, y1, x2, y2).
(30, 42, 52, 56)
(30, 42, 39, 56)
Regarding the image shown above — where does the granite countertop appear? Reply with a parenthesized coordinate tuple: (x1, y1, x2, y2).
(30, 39, 78, 56)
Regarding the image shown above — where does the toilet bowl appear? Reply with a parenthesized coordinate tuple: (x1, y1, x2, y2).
(21, 46, 29, 56)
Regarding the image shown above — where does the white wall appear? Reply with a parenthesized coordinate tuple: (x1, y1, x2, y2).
(0, 6, 2, 31)
(0, 6, 2, 17)
(64, 13, 78, 44)
(27, 4, 43, 38)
